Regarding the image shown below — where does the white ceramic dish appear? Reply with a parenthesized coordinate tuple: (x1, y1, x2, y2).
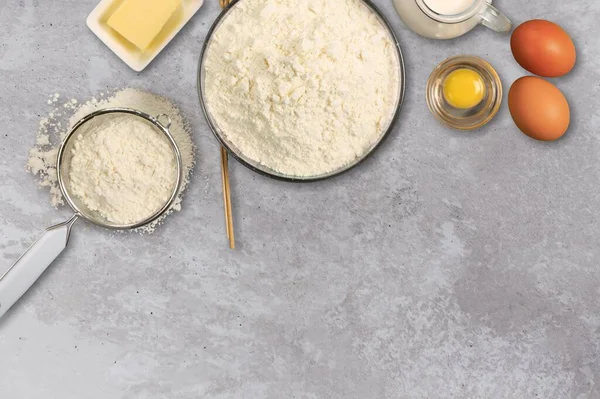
(87, 0, 204, 72)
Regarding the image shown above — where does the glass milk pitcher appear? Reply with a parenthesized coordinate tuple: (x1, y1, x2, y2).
(393, 0, 512, 39)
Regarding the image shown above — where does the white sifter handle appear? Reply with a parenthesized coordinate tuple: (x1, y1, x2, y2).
(0, 215, 78, 319)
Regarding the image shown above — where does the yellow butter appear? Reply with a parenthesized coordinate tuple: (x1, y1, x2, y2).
(107, 0, 180, 51)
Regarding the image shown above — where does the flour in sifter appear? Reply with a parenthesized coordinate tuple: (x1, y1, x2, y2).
(68, 115, 178, 225)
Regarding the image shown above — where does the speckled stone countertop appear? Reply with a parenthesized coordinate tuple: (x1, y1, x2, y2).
(0, 1, 598, 398)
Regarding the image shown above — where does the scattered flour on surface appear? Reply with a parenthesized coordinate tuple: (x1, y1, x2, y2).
(203, 0, 401, 177)
(27, 88, 195, 233)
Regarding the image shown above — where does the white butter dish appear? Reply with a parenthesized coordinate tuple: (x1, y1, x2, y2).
(87, 0, 203, 72)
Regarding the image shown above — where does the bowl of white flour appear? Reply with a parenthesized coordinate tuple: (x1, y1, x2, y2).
(198, 0, 405, 181)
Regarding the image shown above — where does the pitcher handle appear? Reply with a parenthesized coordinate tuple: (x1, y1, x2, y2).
(480, 4, 512, 34)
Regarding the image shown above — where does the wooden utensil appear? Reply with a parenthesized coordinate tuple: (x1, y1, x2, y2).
(218, 0, 234, 249)
(220, 146, 235, 249)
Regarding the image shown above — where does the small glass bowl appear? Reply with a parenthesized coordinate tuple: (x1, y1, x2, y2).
(426, 55, 502, 131)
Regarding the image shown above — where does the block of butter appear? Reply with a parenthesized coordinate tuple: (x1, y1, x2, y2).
(87, 0, 204, 71)
(107, 0, 181, 51)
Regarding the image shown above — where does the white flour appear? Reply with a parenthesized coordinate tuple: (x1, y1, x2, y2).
(28, 89, 195, 233)
(68, 115, 177, 225)
(204, 0, 401, 177)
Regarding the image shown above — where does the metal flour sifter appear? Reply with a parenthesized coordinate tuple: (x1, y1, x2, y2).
(0, 108, 183, 319)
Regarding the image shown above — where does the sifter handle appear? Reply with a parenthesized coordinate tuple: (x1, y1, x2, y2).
(0, 215, 78, 319)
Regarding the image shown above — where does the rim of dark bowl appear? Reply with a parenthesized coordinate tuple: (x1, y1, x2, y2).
(196, 0, 406, 183)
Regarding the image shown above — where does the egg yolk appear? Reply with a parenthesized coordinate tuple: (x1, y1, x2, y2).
(442, 69, 485, 109)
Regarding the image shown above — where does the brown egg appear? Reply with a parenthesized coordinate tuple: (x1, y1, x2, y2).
(511, 20, 576, 77)
(508, 77, 570, 141)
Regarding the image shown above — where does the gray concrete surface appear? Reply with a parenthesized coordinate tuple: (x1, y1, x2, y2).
(0, 0, 598, 398)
